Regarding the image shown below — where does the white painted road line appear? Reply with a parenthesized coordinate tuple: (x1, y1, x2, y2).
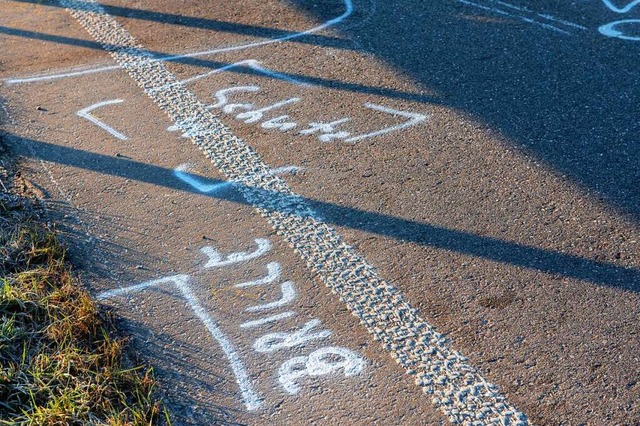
(4, 0, 353, 85)
(5, 63, 122, 85)
(60, 0, 529, 423)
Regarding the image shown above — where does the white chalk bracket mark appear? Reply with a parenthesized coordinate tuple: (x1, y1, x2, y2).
(345, 103, 428, 142)
(76, 99, 128, 140)
(97, 274, 263, 411)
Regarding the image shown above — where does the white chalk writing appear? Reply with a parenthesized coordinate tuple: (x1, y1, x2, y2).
(602, 0, 640, 13)
(97, 274, 264, 411)
(240, 311, 296, 329)
(253, 319, 332, 353)
(246, 281, 297, 312)
(278, 346, 365, 394)
(599, 19, 640, 40)
(99, 237, 365, 408)
(199, 84, 428, 144)
(236, 262, 282, 288)
(201, 238, 271, 268)
(599, 0, 640, 40)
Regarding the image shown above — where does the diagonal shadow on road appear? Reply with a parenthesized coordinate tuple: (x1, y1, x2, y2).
(7, 134, 639, 291)
(0, 24, 439, 103)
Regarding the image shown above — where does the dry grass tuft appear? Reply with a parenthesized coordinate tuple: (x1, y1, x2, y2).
(0, 197, 167, 425)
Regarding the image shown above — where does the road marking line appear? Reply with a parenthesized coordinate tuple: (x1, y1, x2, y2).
(5, 64, 121, 85)
(97, 275, 264, 411)
(5, 0, 353, 85)
(60, 0, 529, 423)
(176, 59, 310, 88)
(536, 13, 588, 31)
(77, 99, 128, 140)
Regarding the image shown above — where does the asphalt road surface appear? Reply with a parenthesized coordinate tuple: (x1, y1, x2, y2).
(1, 0, 639, 424)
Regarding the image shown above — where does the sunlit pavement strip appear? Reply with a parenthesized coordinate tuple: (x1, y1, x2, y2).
(58, 0, 529, 424)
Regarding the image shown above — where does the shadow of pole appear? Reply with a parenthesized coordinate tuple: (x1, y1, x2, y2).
(8, 134, 639, 291)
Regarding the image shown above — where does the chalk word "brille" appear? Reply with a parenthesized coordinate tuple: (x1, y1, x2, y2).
(98, 238, 365, 411)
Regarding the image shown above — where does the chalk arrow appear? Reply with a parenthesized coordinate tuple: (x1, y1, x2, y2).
(77, 99, 128, 140)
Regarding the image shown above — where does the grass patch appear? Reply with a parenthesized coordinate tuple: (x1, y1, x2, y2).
(0, 195, 167, 425)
